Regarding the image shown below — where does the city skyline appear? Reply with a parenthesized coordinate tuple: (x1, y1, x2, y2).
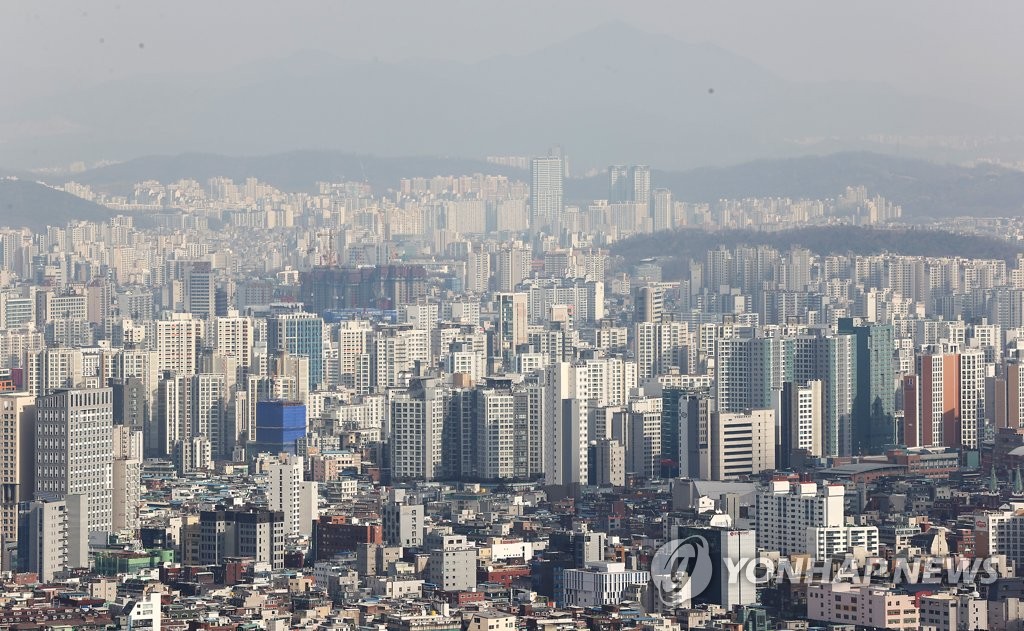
(2, 3, 1024, 629)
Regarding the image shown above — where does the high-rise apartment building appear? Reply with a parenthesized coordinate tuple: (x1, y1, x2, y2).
(755, 480, 878, 558)
(34, 388, 113, 534)
(839, 319, 895, 455)
(213, 312, 254, 377)
(589, 439, 625, 486)
(27, 347, 85, 397)
(154, 313, 204, 375)
(390, 378, 446, 482)
(608, 165, 651, 205)
(267, 309, 324, 391)
(494, 245, 531, 292)
(267, 454, 307, 536)
(531, 156, 564, 227)
(792, 333, 856, 457)
(371, 325, 429, 391)
(112, 425, 142, 534)
(715, 336, 790, 414)
(777, 380, 823, 468)
(542, 363, 589, 487)
(464, 248, 491, 293)
(634, 285, 665, 324)
(474, 387, 517, 480)
(494, 293, 528, 365)
(182, 260, 215, 320)
(905, 343, 986, 450)
(337, 320, 373, 392)
(635, 321, 692, 381)
(0, 393, 34, 567)
(158, 372, 227, 461)
(652, 188, 673, 231)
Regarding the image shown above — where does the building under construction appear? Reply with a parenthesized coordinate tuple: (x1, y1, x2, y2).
(299, 264, 427, 314)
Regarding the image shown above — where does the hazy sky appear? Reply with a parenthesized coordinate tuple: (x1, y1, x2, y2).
(2, 0, 1023, 111)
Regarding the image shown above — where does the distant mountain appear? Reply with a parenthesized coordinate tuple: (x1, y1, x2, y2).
(568, 152, 1024, 218)
(612, 226, 1024, 280)
(72, 151, 524, 194)
(0, 179, 113, 231)
(0, 22, 1008, 170)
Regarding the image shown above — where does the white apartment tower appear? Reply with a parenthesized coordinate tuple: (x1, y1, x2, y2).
(372, 326, 430, 391)
(495, 245, 531, 292)
(531, 156, 564, 227)
(475, 388, 517, 480)
(755, 480, 878, 558)
(213, 312, 254, 377)
(154, 313, 204, 375)
(267, 454, 305, 536)
(542, 362, 589, 487)
(390, 378, 446, 481)
(337, 320, 372, 391)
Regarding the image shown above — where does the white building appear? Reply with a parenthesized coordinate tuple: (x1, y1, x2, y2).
(806, 525, 880, 558)
(427, 534, 477, 592)
(756, 480, 844, 557)
(154, 313, 204, 375)
(542, 363, 589, 487)
(213, 312, 255, 376)
(337, 320, 372, 391)
(390, 378, 446, 481)
(777, 380, 823, 459)
(635, 321, 692, 380)
(475, 388, 517, 480)
(531, 156, 563, 227)
(373, 326, 429, 391)
(708, 409, 776, 480)
(113, 593, 162, 630)
(27, 347, 85, 397)
(561, 561, 650, 607)
(267, 454, 305, 536)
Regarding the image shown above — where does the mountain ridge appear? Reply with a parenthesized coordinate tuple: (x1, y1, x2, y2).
(0, 22, 1007, 170)
(0, 179, 113, 231)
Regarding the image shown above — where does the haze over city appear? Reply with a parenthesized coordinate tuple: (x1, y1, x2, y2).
(3, 3, 1024, 630)
(4, 1, 1024, 168)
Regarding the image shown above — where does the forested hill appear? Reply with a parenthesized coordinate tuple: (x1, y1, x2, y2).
(611, 226, 1022, 280)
